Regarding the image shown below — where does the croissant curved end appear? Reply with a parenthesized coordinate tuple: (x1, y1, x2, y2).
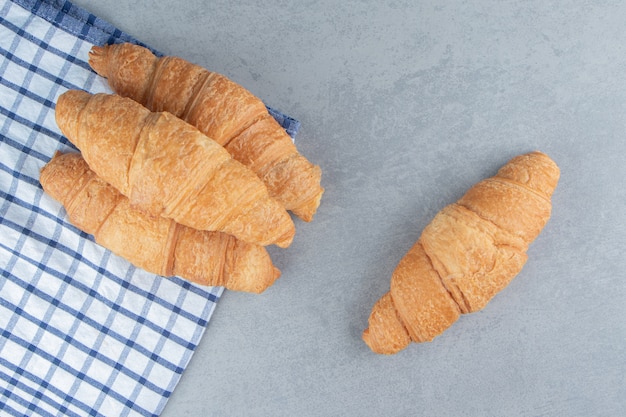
(275, 229, 295, 248)
(497, 151, 560, 199)
(292, 186, 324, 222)
(88, 45, 109, 78)
(362, 293, 411, 355)
(55, 90, 92, 146)
(40, 152, 94, 206)
(225, 244, 282, 293)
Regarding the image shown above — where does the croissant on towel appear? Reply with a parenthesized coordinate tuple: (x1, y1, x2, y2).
(40, 152, 280, 293)
(88, 42, 323, 222)
(55, 90, 295, 248)
(363, 151, 560, 354)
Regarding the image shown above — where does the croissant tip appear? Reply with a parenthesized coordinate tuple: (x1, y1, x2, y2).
(88, 45, 108, 76)
(291, 189, 324, 222)
(275, 231, 295, 248)
(362, 328, 396, 355)
(362, 328, 370, 341)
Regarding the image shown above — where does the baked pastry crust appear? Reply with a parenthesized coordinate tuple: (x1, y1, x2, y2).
(89, 43, 323, 221)
(40, 152, 280, 293)
(55, 90, 295, 248)
(363, 152, 560, 354)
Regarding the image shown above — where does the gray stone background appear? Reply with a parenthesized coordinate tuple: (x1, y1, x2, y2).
(72, 1, 625, 416)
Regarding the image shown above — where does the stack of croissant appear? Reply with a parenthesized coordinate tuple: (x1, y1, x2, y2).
(41, 43, 324, 294)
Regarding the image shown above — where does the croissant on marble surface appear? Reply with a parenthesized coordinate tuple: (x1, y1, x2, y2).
(363, 152, 560, 354)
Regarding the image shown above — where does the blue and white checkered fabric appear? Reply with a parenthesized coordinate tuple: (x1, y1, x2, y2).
(0, 1, 300, 416)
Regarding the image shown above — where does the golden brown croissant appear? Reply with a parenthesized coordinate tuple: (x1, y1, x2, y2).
(40, 152, 280, 293)
(88, 42, 324, 221)
(55, 90, 295, 248)
(362, 151, 560, 354)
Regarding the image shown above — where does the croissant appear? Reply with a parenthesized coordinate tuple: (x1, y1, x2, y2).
(40, 152, 280, 293)
(88, 42, 324, 221)
(362, 151, 560, 354)
(55, 90, 295, 248)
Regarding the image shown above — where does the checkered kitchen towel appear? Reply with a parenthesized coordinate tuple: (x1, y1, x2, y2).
(0, 1, 300, 416)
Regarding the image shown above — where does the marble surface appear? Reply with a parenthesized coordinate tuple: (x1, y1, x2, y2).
(70, 1, 626, 416)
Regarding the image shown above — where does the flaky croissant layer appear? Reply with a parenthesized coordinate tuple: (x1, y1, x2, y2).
(55, 90, 295, 248)
(363, 151, 560, 354)
(88, 42, 324, 221)
(40, 152, 280, 293)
